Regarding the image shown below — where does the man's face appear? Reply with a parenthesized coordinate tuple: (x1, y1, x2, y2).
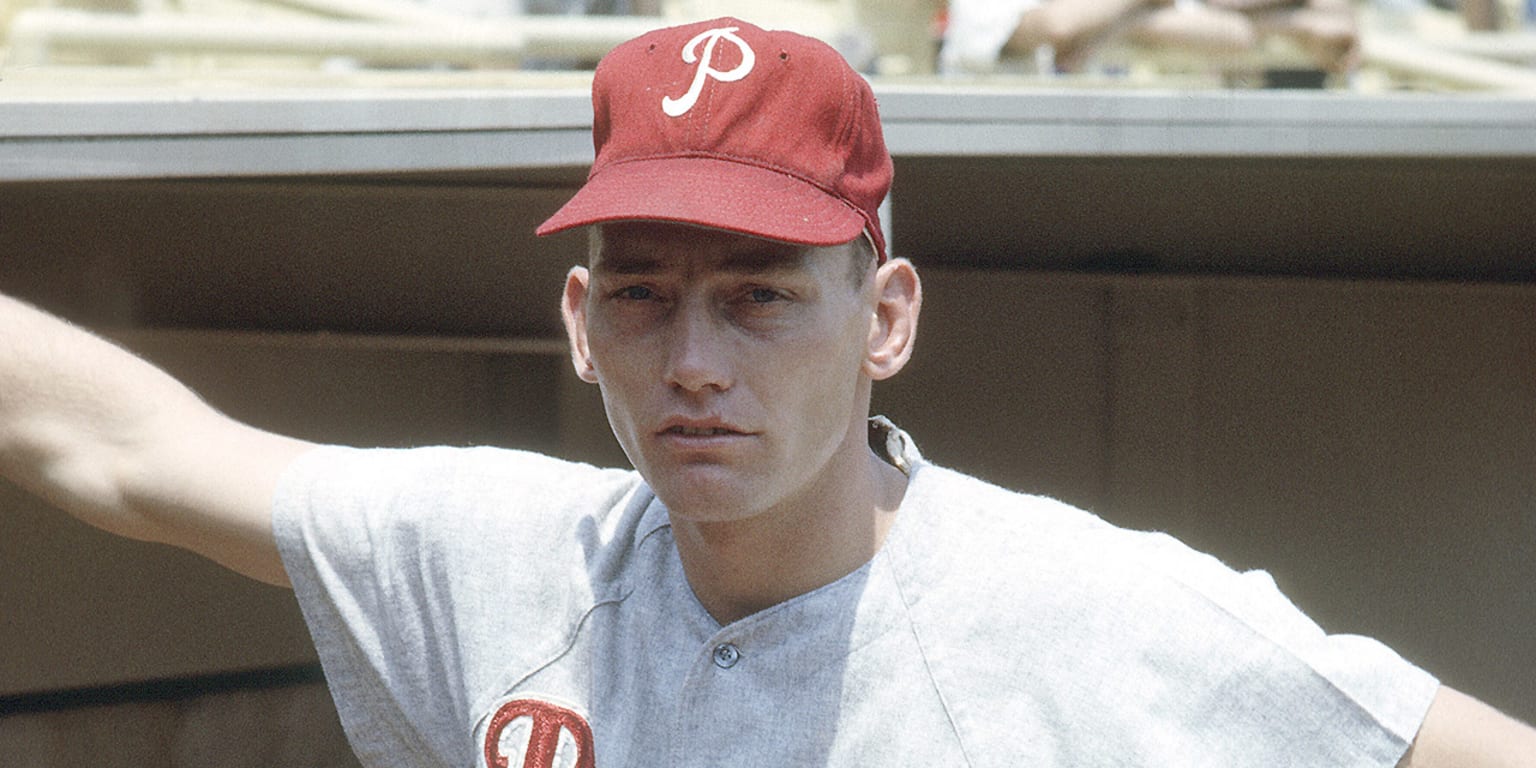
(565, 222, 878, 523)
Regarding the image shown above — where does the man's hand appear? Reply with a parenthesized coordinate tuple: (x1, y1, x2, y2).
(0, 294, 311, 585)
(1400, 686, 1536, 767)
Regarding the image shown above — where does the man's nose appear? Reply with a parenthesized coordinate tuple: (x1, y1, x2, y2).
(664, 299, 734, 393)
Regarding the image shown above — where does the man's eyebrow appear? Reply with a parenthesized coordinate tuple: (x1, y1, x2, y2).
(596, 245, 808, 275)
(595, 252, 664, 275)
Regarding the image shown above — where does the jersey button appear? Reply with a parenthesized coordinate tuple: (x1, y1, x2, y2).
(712, 643, 741, 669)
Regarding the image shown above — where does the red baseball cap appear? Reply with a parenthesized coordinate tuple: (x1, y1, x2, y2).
(536, 17, 893, 262)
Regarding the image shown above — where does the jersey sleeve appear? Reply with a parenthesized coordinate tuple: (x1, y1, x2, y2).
(271, 445, 641, 768)
(1048, 529, 1437, 764)
(1137, 530, 1440, 746)
(892, 465, 1441, 765)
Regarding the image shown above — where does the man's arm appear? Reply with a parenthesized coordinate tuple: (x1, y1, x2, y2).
(0, 294, 312, 586)
(1400, 686, 1536, 767)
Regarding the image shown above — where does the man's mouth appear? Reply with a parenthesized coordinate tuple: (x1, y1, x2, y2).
(658, 417, 751, 438)
(665, 425, 737, 437)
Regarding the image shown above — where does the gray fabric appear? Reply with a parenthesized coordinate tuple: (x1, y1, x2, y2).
(273, 425, 1437, 767)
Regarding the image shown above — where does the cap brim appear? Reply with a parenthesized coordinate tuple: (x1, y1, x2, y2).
(536, 156, 867, 246)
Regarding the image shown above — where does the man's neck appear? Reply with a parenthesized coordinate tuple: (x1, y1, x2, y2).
(669, 445, 909, 626)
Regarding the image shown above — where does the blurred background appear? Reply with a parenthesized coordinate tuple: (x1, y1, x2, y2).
(1, 1, 1533, 766)
(1, 0, 1535, 89)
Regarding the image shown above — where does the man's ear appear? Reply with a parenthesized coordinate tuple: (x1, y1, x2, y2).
(864, 258, 921, 381)
(561, 266, 599, 384)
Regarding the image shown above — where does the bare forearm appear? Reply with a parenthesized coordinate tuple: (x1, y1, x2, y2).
(1125, 5, 1257, 54)
(1400, 687, 1536, 768)
(1, 294, 190, 533)
(0, 294, 306, 584)
(1007, 0, 1159, 57)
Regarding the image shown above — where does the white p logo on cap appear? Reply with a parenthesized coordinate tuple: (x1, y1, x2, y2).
(661, 26, 756, 117)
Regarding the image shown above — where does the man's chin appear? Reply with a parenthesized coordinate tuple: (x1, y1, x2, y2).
(648, 471, 766, 525)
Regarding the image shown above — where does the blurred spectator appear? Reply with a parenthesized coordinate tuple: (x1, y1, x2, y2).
(1205, 0, 1358, 69)
(941, 0, 1357, 75)
(417, 0, 658, 19)
(410, 0, 661, 68)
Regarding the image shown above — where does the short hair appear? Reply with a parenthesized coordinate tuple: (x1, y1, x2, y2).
(847, 235, 877, 287)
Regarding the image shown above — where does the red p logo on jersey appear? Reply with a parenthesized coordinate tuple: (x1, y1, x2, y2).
(484, 698, 596, 768)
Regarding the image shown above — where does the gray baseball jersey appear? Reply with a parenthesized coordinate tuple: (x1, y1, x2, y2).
(273, 420, 1437, 767)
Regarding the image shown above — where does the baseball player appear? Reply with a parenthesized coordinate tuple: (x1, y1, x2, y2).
(2, 16, 1534, 768)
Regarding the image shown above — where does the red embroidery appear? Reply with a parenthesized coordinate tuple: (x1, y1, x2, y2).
(484, 698, 596, 768)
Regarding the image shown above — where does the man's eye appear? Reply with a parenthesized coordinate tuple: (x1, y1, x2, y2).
(616, 285, 655, 301)
(747, 288, 781, 304)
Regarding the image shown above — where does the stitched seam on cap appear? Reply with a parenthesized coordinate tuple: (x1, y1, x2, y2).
(836, 67, 860, 152)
